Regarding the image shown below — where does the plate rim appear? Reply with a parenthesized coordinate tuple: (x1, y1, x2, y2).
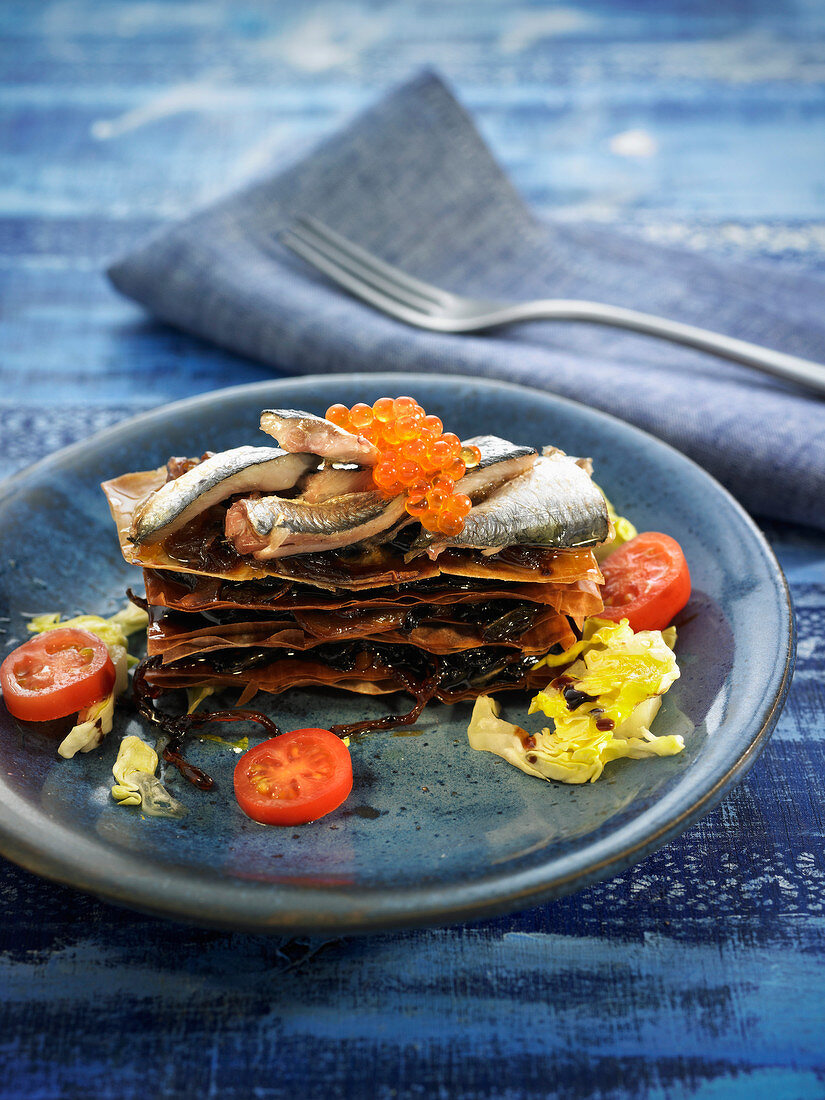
(0, 373, 796, 932)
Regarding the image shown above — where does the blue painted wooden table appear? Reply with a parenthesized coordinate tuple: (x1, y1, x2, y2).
(1, 3, 824, 1097)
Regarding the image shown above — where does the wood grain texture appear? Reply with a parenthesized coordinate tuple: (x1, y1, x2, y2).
(1, 2, 824, 1097)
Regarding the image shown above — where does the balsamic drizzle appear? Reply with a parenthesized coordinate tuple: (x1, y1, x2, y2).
(329, 661, 443, 739)
(132, 656, 283, 790)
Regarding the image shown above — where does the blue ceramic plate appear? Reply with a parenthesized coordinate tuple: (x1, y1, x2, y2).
(0, 375, 794, 932)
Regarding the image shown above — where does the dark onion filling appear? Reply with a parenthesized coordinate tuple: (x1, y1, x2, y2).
(150, 598, 541, 642)
(152, 639, 544, 695)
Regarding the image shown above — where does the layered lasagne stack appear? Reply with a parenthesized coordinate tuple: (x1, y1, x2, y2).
(103, 408, 610, 725)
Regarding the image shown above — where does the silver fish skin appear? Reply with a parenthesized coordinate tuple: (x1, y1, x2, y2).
(130, 446, 315, 545)
(460, 435, 537, 501)
(298, 463, 375, 503)
(413, 452, 609, 558)
(259, 409, 379, 465)
(225, 491, 407, 560)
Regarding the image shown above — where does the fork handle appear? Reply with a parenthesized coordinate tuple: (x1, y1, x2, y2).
(488, 300, 825, 397)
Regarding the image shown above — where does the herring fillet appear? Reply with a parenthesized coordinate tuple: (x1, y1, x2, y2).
(130, 446, 316, 545)
(459, 435, 538, 500)
(298, 463, 375, 503)
(225, 490, 408, 560)
(260, 408, 379, 465)
(413, 452, 610, 557)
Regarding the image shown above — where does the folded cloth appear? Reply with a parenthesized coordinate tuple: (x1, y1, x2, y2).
(109, 71, 825, 531)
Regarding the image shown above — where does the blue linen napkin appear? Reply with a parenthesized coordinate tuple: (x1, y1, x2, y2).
(108, 71, 825, 531)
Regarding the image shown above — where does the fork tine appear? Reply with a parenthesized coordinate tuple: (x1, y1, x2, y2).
(280, 229, 438, 329)
(296, 217, 454, 309)
(284, 223, 441, 315)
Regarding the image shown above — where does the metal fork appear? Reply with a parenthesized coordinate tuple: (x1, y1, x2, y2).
(280, 217, 825, 398)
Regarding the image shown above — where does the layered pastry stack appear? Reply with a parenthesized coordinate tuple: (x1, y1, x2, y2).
(103, 406, 610, 725)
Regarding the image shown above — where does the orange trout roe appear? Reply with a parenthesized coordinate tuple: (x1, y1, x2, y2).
(325, 397, 482, 536)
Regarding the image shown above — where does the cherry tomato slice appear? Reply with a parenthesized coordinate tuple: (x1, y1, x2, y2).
(0, 628, 116, 722)
(598, 532, 691, 633)
(234, 728, 353, 826)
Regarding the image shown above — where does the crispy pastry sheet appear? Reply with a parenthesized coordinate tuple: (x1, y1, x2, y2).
(142, 569, 603, 618)
(148, 606, 577, 662)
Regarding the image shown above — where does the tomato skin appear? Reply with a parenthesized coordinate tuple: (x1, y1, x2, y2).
(0, 628, 116, 722)
(598, 532, 691, 633)
(234, 728, 353, 826)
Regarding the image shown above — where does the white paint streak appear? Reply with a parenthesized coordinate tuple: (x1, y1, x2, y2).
(500, 8, 594, 53)
(258, 7, 390, 73)
(609, 129, 658, 159)
(90, 72, 229, 140)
